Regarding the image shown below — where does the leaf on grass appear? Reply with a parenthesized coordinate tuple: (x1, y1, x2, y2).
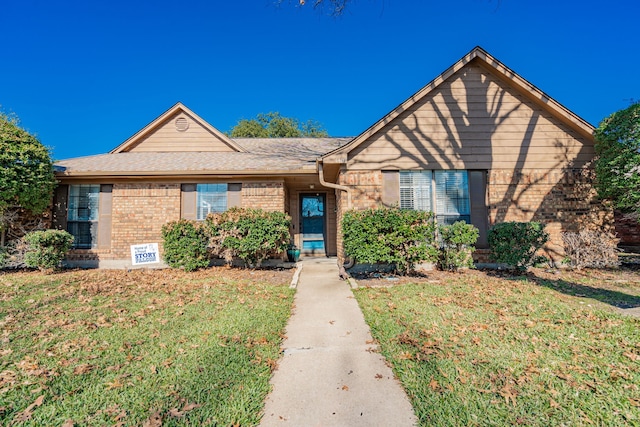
(142, 410, 163, 427)
(623, 352, 640, 362)
(498, 385, 518, 406)
(12, 395, 44, 422)
(629, 398, 640, 407)
(73, 364, 94, 375)
(429, 378, 439, 391)
(549, 399, 560, 409)
(397, 351, 413, 360)
(62, 420, 75, 427)
(106, 378, 124, 390)
(182, 402, 202, 412)
(150, 365, 158, 375)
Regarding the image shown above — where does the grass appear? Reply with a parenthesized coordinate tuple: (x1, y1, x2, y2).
(354, 268, 640, 426)
(0, 267, 295, 426)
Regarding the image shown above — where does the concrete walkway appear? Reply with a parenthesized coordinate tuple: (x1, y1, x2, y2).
(260, 257, 417, 426)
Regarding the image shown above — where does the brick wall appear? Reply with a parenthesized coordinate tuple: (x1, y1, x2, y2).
(488, 168, 612, 260)
(336, 168, 612, 262)
(614, 211, 640, 246)
(241, 182, 285, 212)
(110, 184, 181, 259)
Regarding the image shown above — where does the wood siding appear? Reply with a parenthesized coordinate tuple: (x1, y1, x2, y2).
(347, 64, 593, 171)
(125, 111, 237, 153)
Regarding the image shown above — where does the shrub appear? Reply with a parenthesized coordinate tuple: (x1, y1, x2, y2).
(437, 221, 479, 271)
(562, 230, 619, 270)
(161, 219, 209, 272)
(488, 222, 549, 271)
(206, 208, 290, 268)
(342, 208, 438, 274)
(23, 229, 74, 271)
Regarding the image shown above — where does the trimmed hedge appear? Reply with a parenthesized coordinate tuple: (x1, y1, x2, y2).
(437, 221, 479, 271)
(161, 219, 209, 272)
(342, 208, 438, 274)
(488, 221, 549, 271)
(205, 207, 290, 268)
(23, 229, 74, 271)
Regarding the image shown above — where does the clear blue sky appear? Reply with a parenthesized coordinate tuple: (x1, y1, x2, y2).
(2, 0, 639, 160)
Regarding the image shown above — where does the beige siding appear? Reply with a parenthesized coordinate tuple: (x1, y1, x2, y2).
(126, 111, 236, 152)
(347, 64, 593, 171)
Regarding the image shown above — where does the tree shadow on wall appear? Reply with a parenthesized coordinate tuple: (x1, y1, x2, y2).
(347, 59, 595, 254)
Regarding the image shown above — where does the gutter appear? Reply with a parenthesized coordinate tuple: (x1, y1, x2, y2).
(318, 162, 351, 209)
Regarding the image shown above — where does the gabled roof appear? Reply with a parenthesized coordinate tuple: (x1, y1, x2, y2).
(109, 102, 246, 153)
(322, 46, 595, 162)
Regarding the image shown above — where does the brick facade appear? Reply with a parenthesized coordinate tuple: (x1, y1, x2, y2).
(488, 168, 612, 260)
(242, 182, 285, 212)
(110, 184, 182, 259)
(614, 211, 640, 248)
(66, 181, 287, 266)
(336, 167, 612, 263)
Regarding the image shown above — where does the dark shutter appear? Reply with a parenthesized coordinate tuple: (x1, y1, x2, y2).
(381, 170, 400, 207)
(98, 184, 113, 249)
(52, 185, 69, 230)
(468, 170, 489, 248)
(228, 183, 242, 208)
(181, 184, 197, 220)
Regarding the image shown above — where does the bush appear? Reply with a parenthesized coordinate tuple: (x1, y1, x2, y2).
(437, 221, 479, 271)
(562, 230, 619, 270)
(488, 222, 549, 271)
(161, 219, 209, 271)
(206, 208, 290, 268)
(342, 208, 438, 274)
(23, 229, 74, 271)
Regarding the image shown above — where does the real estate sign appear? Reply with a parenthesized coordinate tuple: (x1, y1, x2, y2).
(130, 243, 160, 265)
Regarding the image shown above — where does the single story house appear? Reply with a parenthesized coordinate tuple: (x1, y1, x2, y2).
(53, 47, 610, 268)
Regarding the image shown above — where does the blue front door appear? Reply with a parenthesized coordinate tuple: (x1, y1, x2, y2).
(301, 194, 325, 252)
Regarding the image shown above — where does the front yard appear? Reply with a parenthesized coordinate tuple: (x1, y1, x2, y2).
(354, 266, 640, 426)
(2, 263, 640, 426)
(0, 268, 295, 426)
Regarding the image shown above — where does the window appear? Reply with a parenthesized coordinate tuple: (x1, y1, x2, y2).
(197, 183, 227, 220)
(67, 184, 100, 248)
(400, 170, 470, 224)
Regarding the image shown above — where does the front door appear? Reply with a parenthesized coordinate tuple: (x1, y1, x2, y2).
(300, 194, 326, 254)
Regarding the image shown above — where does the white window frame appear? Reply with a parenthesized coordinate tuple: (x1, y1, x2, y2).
(399, 170, 471, 224)
(196, 183, 228, 220)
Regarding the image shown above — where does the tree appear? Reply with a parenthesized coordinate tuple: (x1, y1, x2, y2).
(294, 0, 352, 16)
(593, 102, 640, 218)
(0, 111, 57, 244)
(228, 112, 328, 138)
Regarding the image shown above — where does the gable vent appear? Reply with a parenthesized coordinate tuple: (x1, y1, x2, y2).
(175, 117, 189, 132)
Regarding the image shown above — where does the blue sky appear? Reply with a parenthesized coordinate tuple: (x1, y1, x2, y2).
(2, 0, 639, 160)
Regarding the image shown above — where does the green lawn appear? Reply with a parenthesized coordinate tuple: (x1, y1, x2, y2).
(0, 268, 295, 426)
(354, 268, 640, 426)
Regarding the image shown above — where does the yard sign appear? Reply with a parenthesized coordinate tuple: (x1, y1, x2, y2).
(130, 243, 160, 265)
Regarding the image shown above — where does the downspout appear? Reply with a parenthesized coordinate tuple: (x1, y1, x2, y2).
(318, 162, 351, 209)
(318, 162, 354, 268)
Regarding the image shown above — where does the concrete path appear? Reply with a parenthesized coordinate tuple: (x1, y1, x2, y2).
(260, 257, 417, 426)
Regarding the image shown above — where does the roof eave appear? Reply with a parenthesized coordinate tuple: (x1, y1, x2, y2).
(55, 169, 318, 179)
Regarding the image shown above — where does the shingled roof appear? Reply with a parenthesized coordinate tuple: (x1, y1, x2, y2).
(55, 137, 352, 177)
